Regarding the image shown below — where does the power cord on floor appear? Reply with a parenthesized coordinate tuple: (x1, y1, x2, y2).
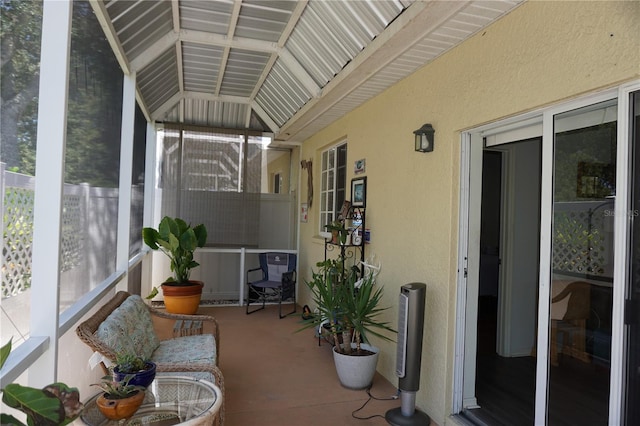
(351, 385, 400, 421)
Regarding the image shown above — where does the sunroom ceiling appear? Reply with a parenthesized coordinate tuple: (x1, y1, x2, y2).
(93, 0, 523, 145)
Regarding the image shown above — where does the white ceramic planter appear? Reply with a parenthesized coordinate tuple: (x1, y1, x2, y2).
(332, 343, 379, 390)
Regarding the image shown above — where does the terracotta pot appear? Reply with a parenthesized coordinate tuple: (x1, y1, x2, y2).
(96, 390, 145, 420)
(161, 280, 204, 314)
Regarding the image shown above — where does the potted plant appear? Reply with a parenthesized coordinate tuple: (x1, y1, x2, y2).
(302, 261, 347, 347)
(143, 216, 208, 314)
(113, 353, 156, 388)
(1, 339, 83, 426)
(92, 373, 146, 421)
(325, 220, 349, 244)
(300, 258, 396, 389)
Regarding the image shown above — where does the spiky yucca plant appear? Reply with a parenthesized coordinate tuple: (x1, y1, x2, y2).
(300, 258, 395, 354)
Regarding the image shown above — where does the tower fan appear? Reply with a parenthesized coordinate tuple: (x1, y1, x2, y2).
(386, 282, 431, 426)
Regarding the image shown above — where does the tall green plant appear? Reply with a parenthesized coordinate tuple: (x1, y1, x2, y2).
(142, 216, 207, 285)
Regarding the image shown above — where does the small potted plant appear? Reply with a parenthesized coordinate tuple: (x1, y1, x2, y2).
(143, 216, 208, 314)
(92, 373, 146, 421)
(113, 353, 156, 388)
(325, 220, 348, 244)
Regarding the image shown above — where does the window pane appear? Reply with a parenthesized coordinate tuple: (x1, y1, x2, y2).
(549, 99, 616, 424)
(1, 0, 43, 349)
(625, 90, 640, 425)
(336, 144, 347, 216)
(328, 192, 334, 218)
(60, 1, 123, 312)
(129, 104, 146, 256)
(318, 143, 347, 234)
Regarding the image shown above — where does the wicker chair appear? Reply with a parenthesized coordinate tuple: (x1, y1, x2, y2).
(76, 291, 224, 425)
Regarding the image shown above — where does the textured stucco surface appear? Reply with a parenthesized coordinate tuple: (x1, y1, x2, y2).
(296, 1, 639, 423)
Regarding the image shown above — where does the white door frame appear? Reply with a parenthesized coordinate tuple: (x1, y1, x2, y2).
(454, 81, 640, 424)
(455, 115, 543, 410)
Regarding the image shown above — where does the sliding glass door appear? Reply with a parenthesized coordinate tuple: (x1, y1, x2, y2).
(548, 100, 617, 424)
(458, 84, 640, 425)
(624, 90, 640, 425)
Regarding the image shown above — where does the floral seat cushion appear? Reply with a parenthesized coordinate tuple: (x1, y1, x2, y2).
(95, 295, 160, 360)
(152, 334, 216, 366)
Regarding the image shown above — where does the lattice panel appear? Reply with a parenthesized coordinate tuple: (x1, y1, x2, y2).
(61, 194, 84, 272)
(2, 187, 35, 297)
(1, 188, 88, 298)
(553, 209, 606, 275)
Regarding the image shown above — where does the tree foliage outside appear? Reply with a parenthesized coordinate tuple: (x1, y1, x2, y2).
(1, 0, 122, 186)
(1, 0, 42, 173)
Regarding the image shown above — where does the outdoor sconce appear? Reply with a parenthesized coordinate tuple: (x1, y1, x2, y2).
(413, 123, 435, 153)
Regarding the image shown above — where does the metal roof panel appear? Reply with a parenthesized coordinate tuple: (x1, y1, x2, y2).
(235, 0, 298, 42)
(182, 42, 224, 93)
(138, 48, 180, 113)
(220, 49, 271, 97)
(180, 0, 233, 34)
(285, 0, 406, 87)
(104, 0, 174, 60)
(256, 60, 312, 126)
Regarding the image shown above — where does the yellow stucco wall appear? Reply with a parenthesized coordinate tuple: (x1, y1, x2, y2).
(296, 1, 639, 424)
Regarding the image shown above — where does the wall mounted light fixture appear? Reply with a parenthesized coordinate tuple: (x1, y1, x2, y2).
(413, 123, 435, 153)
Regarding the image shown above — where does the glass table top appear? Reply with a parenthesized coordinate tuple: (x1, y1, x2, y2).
(81, 375, 221, 426)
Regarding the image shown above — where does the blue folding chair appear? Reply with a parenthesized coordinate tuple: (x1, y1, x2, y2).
(246, 252, 297, 318)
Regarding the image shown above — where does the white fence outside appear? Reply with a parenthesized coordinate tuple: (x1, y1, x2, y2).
(1, 163, 143, 307)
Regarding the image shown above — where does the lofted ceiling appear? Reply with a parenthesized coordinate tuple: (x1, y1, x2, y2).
(92, 0, 523, 146)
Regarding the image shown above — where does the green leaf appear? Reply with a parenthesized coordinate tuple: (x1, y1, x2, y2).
(164, 217, 180, 238)
(145, 287, 159, 299)
(2, 384, 65, 426)
(193, 224, 207, 247)
(1, 413, 26, 426)
(142, 228, 160, 249)
(175, 218, 189, 235)
(1, 338, 12, 369)
(179, 228, 197, 252)
(168, 233, 180, 252)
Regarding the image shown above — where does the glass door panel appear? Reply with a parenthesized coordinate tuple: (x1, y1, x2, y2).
(550, 100, 617, 425)
(625, 90, 640, 425)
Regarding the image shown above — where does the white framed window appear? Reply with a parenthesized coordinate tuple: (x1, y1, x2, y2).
(319, 142, 347, 235)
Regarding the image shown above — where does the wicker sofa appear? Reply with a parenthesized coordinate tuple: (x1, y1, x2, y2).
(76, 291, 224, 424)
